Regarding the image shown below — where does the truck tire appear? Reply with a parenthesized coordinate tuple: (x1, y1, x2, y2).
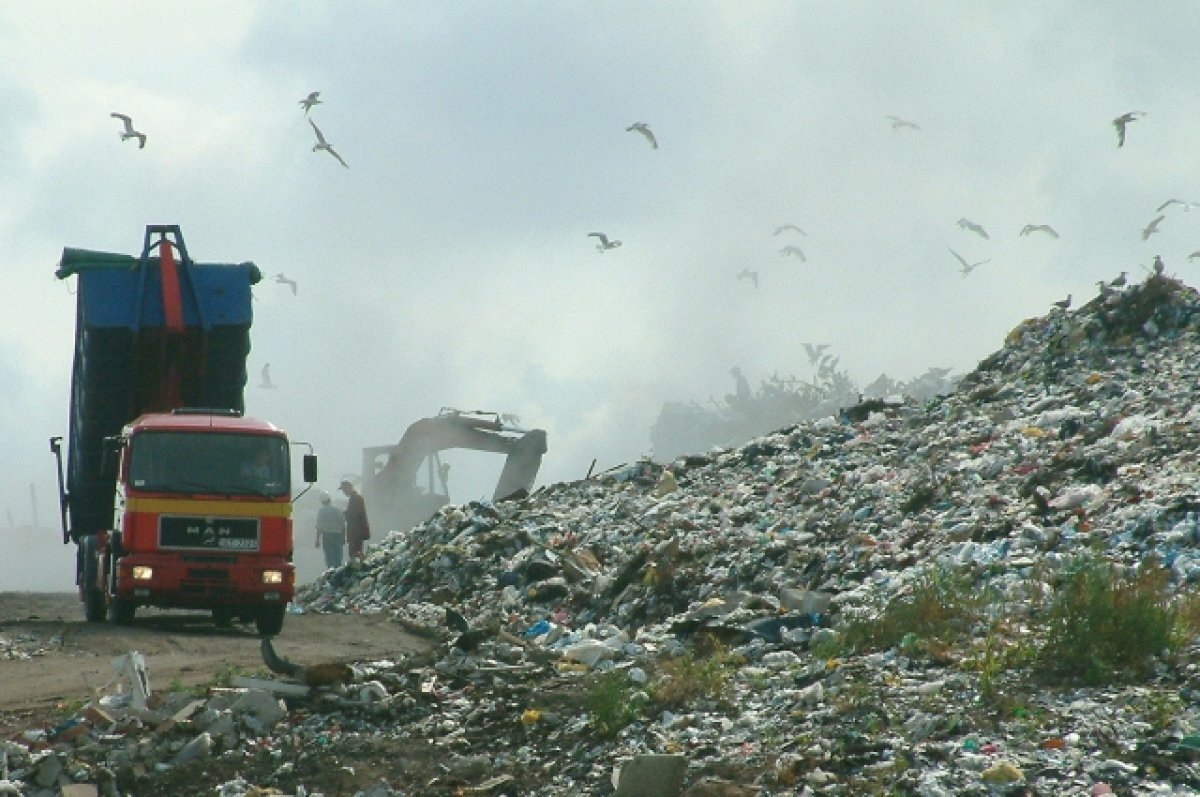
(81, 536, 106, 623)
(255, 605, 285, 636)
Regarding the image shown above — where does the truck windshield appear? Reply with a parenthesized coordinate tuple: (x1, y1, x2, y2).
(127, 432, 290, 497)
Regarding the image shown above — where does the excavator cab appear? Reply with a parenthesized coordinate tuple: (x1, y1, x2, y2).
(362, 409, 547, 535)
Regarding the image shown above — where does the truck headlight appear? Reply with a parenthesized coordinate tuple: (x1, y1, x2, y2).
(261, 570, 284, 585)
(132, 566, 154, 581)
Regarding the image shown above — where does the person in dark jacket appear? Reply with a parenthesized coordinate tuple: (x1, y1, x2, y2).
(339, 479, 371, 560)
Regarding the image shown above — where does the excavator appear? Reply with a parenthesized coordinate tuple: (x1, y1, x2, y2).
(361, 408, 548, 535)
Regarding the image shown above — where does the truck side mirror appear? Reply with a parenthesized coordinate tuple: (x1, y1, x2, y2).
(302, 454, 318, 484)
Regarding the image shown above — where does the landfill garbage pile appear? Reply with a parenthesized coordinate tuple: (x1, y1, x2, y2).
(9, 271, 1200, 796)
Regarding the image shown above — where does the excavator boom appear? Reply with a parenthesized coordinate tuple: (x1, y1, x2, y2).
(362, 409, 547, 534)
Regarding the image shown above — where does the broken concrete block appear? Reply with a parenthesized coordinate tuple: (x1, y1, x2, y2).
(614, 754, 687, 797)
(61, 784, 100, 797)
(170, 732, 213, 766)
(230, 690, 287, 730)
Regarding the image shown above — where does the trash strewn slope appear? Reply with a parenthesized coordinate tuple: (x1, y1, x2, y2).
(8, 272, 1200, 796)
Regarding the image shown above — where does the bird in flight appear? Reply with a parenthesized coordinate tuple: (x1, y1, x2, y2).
(1156, 198, 1199, 213)
(1189, 251, 1200, 261)
(1142, 215, 1165, 240)
(299, 91, 322, 113)
(1020, 224, 1059, 238)
(309, 119, 349, 168)
(1112, 111, 1145, 147)
(626, 122, 658, 149)
(887, 115, 921, 131)
(772, 224, 806, 236)
(110, 113, 146, 149)
(1053, 295, 1072, 310)
(957, 218, 989, 239)
(803, 343, 830, 365)
(949, 248, 989, 277)
(588, 232, 622, 252)
(736, 268, 759, 288)
(779, 245, 806, 261)
(274, 273, 298, 295)
(259, 363, 276, 389)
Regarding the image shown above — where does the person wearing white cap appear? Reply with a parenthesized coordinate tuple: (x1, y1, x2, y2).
(315, 490, 346, 569)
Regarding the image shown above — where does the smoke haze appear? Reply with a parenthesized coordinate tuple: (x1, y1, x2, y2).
(4, 2, 1200, 591)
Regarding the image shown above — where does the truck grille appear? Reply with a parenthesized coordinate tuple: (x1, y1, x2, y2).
(187, 568, 229, 581)
(159, 516, 260, 552)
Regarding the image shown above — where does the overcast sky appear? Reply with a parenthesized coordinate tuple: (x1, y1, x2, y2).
(4, 2, 1200, 590)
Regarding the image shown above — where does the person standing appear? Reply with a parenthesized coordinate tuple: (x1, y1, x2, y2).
(314, 491, 346, 569)
(340, 479, 371, 560)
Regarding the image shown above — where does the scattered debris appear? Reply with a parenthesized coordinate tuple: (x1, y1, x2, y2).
(9, 271, 1200, 795)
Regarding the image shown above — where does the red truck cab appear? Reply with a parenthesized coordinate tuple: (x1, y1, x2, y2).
(100, 410, 298, 634)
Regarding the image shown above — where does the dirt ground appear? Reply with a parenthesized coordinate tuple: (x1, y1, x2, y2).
(0, 591, 430, 737)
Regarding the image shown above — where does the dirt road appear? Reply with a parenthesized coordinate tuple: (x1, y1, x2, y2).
(0, 592, 430, 735)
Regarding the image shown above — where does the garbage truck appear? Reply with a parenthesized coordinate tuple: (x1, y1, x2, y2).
(49, 225, 316, 636)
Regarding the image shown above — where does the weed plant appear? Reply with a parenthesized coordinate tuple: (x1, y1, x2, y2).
(1031, 554, 1187, 686)
(841, 565, 986, 653)
(649, 647, 734, 709)
(586, 670, 646, 739)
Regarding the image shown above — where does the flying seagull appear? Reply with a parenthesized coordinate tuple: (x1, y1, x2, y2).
(588, 232, 622, 252)
(1189, 251, 1200, 261)
(274, 273, 298, 295)
(803, 343, 830, 365)
(309, 119, 348, 168)
(299, 91, 322, 113)
(1112, 111, 1145, 147)
(1053, 295, 1072, 310)
(949, 248, 990, 277)
(1142, 215, 1165, 240)
(110, 113, 146, 149)
(626, 122, 658, 149)
(779, 245, 806, 261)
(887, 115, 921, 131)
(259, 363, 276, 389)
(957, 218, 989, 239)
(1157, 198, 1199, 213)
(1020, 224, 1059, 238)
(772, 224, 806, 236)
(736, 268, 759, 288)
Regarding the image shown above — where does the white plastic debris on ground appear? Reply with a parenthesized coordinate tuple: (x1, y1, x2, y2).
(15, 273, 1200, 795)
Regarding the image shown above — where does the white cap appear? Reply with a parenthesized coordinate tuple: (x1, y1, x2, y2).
(319, 491, 331, 503)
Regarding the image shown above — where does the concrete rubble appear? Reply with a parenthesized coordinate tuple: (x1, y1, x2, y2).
(7, 271, 1200, 794)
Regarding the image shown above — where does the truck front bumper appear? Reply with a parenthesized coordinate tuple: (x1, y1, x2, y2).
(113, 553, 295, 609)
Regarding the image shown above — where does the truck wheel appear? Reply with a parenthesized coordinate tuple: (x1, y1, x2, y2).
(81, 537, 106, 623)
(108, 597, 135, 625)
(255, 605, 286, 636)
